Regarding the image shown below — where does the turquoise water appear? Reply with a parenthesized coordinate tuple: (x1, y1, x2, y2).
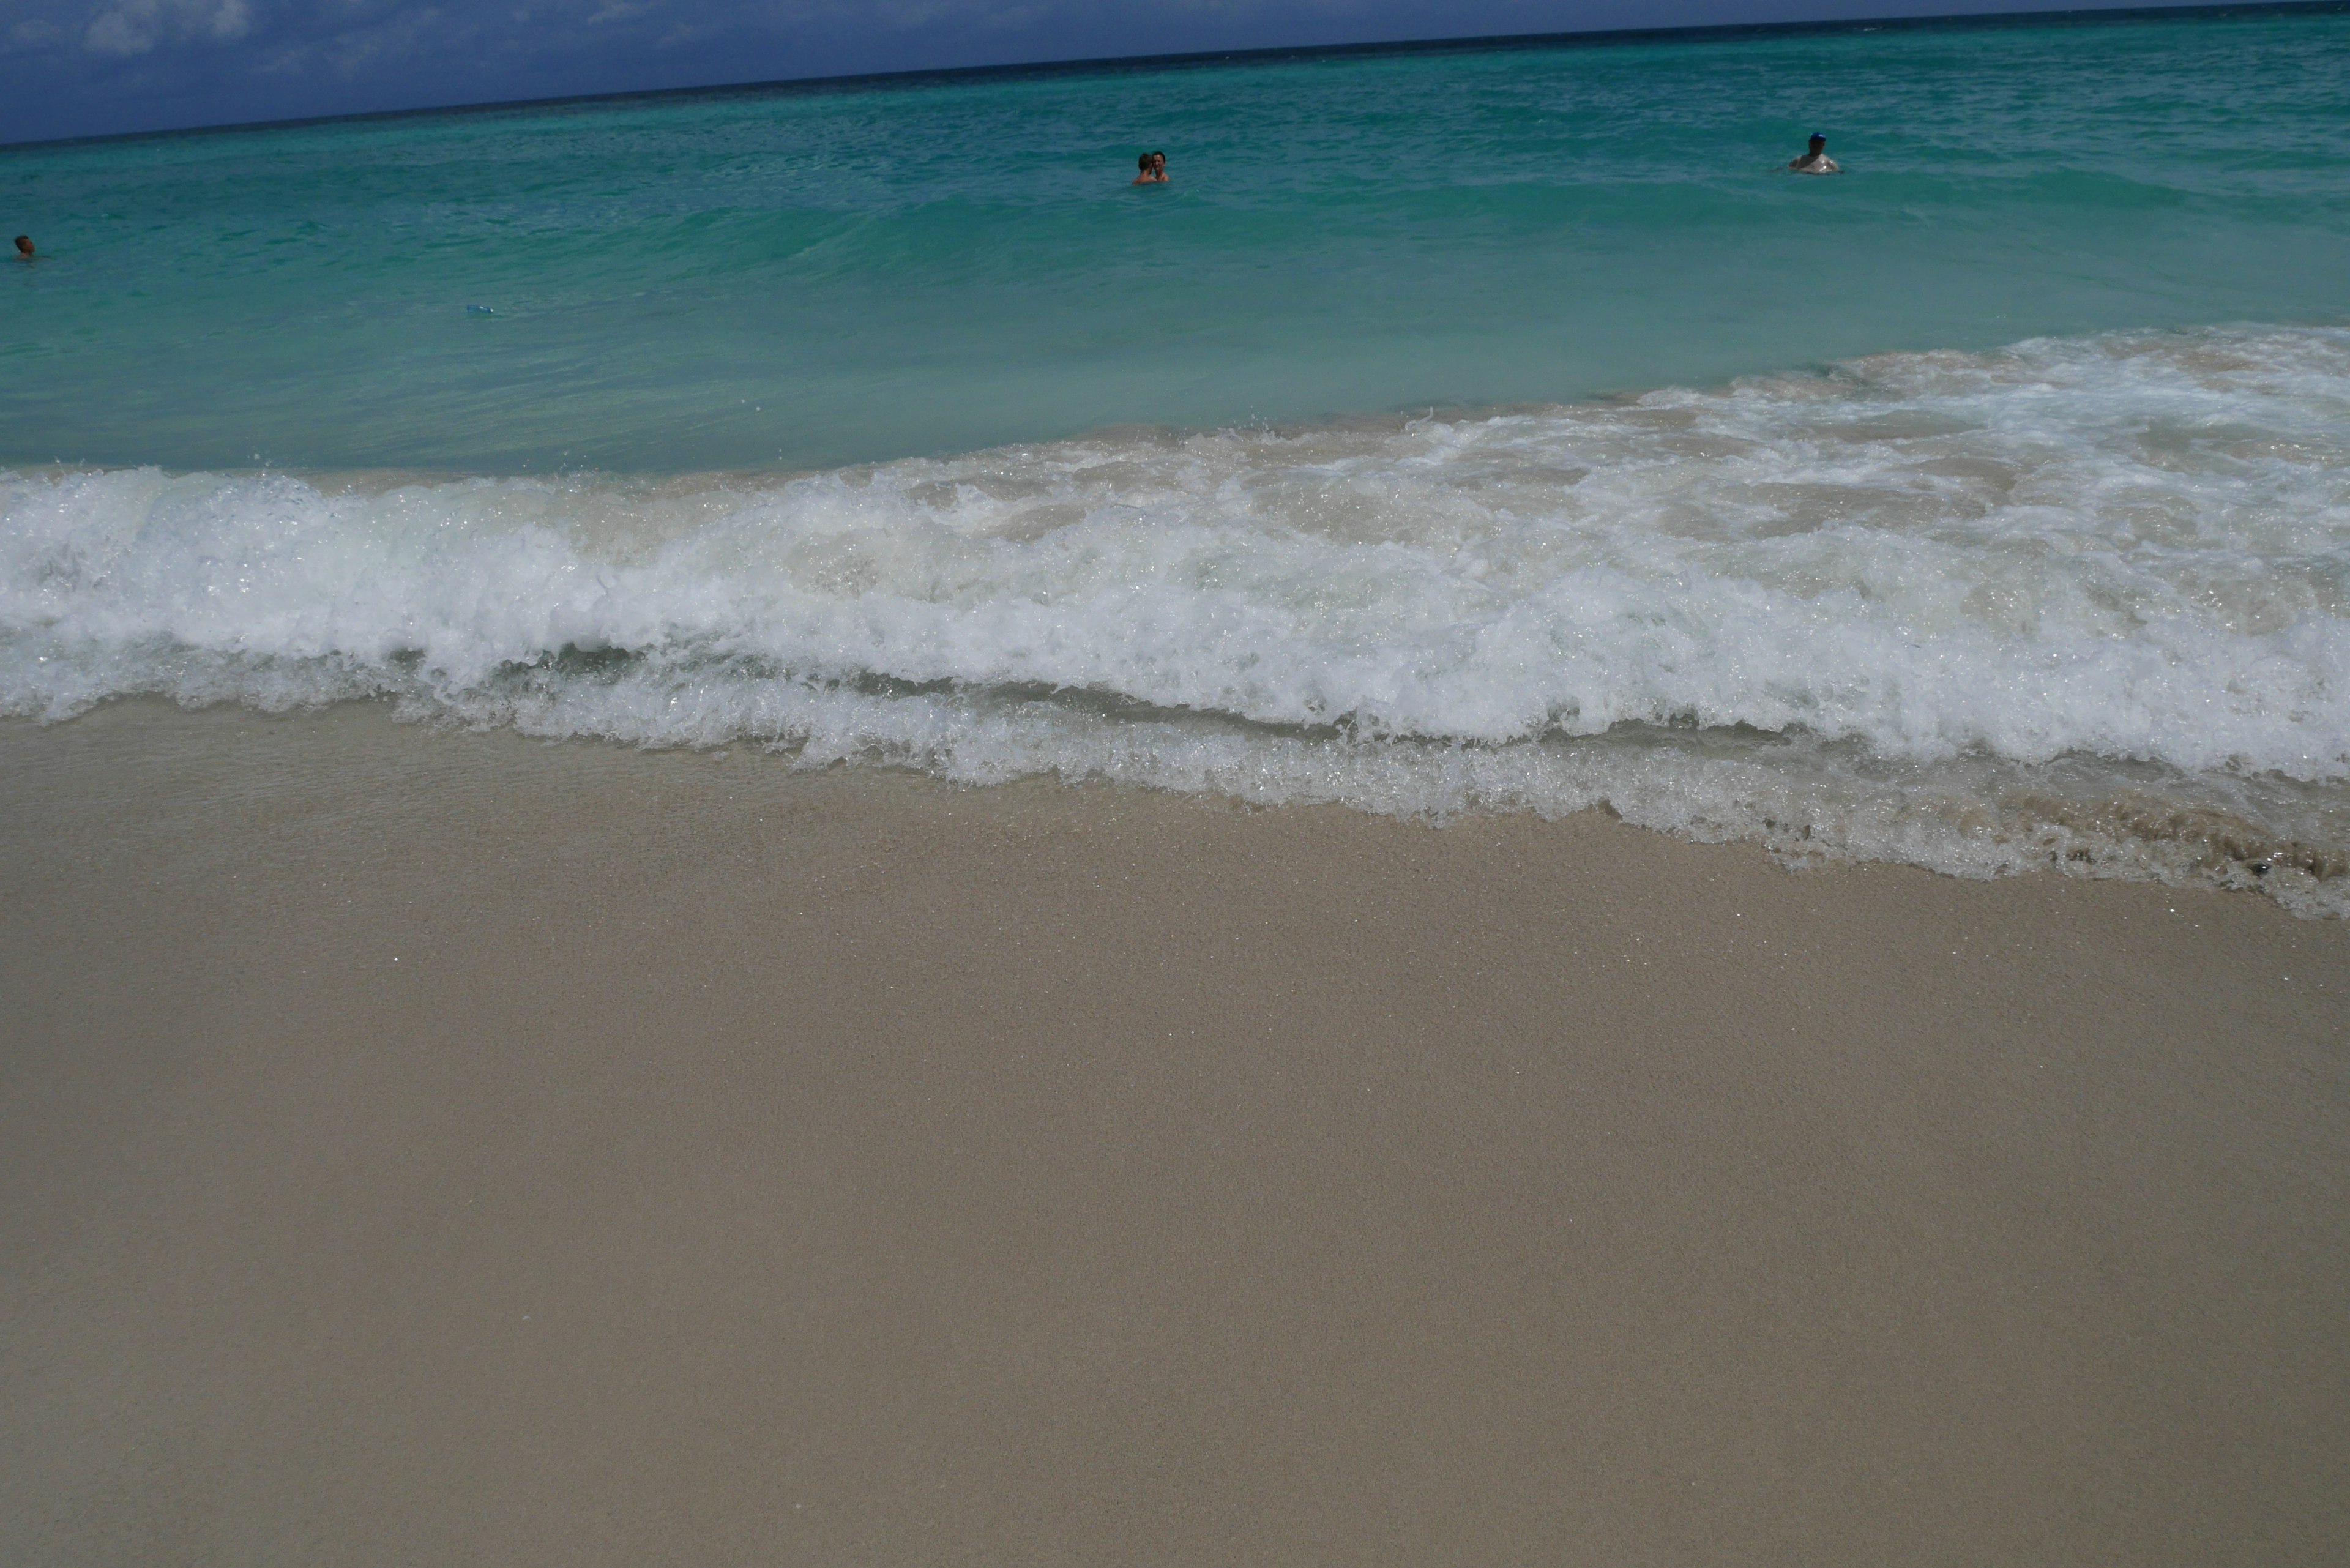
(4, 6, 2347, 472)
(5, 7, 2350, 913)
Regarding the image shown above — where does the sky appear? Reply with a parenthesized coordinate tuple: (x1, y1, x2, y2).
(0, 0, 2233, 145)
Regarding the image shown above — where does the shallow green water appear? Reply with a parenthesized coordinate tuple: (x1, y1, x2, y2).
(6, 9, 2350, 915)
(4, 6, 2346, 472)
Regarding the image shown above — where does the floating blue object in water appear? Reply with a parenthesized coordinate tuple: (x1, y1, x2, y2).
(466, 304, 496, 315)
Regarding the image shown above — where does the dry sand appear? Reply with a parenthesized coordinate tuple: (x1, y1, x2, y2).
(3, 703, 2346, 1564)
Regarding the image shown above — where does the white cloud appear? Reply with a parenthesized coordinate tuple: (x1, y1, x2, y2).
(86, 0, 252, 58)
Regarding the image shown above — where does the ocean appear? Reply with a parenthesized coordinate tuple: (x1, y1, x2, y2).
(4, 3, 2347, 912)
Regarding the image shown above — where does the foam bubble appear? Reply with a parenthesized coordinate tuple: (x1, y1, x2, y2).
(5, 325, 2347, 913)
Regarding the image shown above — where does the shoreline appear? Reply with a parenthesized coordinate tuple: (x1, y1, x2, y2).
(5, 701, 2346, 1562)
(10, 323, 2349, 924)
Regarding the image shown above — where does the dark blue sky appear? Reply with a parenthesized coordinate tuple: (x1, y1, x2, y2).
(1, 1, 2221, 146)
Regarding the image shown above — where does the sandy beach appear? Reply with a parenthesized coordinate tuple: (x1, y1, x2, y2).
(2, 701, 2344, 1563)
(11, 6, 2350, 1561)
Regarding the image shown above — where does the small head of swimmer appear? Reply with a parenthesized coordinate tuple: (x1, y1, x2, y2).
(12, 235, 30, 261)
(1133, 152, 1157, 184)
(1789, 133, 1837, 172)
(1151, 150, 1166, 180)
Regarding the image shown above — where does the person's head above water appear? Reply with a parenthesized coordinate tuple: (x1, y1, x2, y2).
(1788, 132, 1839, 173)
(1151, 150, 1166, 176)
(12, 235, 30, 259)
(1132, 149, 1168, 184)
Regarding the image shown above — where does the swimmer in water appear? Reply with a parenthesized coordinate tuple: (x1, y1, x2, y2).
(12, 235, 31, 261)
(1133, 151, 1167, 184)
(1789, 133, 1841, 174)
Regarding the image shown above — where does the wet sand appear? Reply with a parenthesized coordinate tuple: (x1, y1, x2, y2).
(3, 703, 2346, 1565)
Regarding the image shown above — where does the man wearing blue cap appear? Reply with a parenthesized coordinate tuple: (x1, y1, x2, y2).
(1789, 133, 1841, 174)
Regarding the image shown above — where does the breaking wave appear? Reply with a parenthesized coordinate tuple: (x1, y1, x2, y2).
(6, 324, 2347, 913)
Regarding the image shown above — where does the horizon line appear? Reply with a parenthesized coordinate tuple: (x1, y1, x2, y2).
(4, 0, 2340, 154)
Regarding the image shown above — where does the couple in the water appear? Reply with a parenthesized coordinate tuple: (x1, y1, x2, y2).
(1128, 134, 1836, 185)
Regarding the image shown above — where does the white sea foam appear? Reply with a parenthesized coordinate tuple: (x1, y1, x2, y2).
(6, 325, 2347, 911)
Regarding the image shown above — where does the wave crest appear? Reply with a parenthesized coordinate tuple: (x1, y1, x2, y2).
(7, 324, 2348, 913)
